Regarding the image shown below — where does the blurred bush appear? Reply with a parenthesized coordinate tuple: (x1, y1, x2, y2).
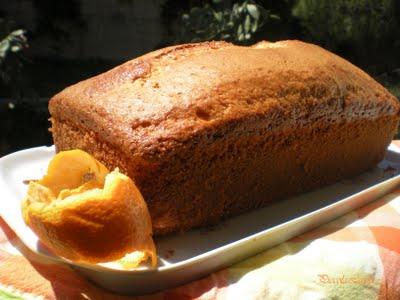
(162, 0, 290, 45)
(293, 0, 398, 45)
(0, 18, 29, 100)
(178, 0, 279, 44)
(31, 0, 85, 53)
(1, 0, 399, 100)
(292, 0, 400, 73)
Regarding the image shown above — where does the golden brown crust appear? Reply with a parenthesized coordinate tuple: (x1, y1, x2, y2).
(49, 40, 399, 158)
(51, 115, 399, 235)
(49, 40, 400, 235)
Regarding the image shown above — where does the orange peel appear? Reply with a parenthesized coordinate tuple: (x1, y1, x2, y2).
(21, 149, 157, 268)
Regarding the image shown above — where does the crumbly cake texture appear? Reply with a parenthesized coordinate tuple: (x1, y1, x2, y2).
(49, 40, 400, 235)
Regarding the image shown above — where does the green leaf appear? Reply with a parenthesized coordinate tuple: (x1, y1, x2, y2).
(10, 29, 25, 37)
(227, 21, 234, 28)
(233, 6, 241, 18)
(247, 4, 260, 20)
(232, 3, 239, 14)
(0, 40, 9, 57)
(269, 14, 280, 20)
(244, 15, 251, 33)
(251, 19, 258, 33)
(213, 11, 223, 22)
(237, 24, 243, 36)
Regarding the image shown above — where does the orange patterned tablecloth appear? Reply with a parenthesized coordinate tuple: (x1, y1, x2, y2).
(2, 142, 400, 299)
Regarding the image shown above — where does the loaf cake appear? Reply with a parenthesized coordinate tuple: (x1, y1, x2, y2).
(49, 40, 400, 235)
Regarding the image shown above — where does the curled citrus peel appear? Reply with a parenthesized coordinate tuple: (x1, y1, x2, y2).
(21, 149, 157, 268)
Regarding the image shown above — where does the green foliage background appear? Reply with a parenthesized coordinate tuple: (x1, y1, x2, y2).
(293, 0, 398, 47)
